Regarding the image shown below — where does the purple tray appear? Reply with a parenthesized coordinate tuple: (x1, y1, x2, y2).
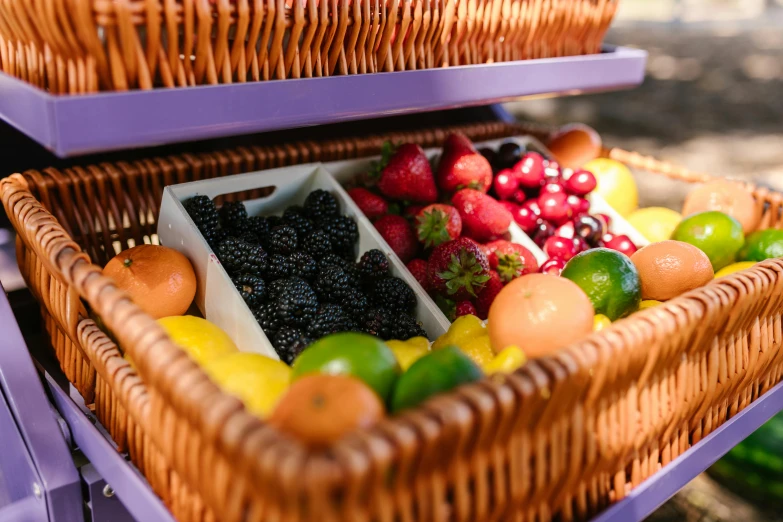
(0, 46, 646, 157)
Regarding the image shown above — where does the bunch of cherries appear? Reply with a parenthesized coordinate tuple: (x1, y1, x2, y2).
(484, 147, 639, 275)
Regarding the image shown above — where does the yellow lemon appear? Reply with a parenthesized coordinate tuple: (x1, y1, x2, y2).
(203, 353, 290, 418)
(386, 338, 430, 371)
(593, 314, 612, 332)
(484, 346, 526, 374)
(157, 316, 238, 366)
(715, 261, 757, 278)
(626, 207, 682, 243)
(432, 315, 486, 350)
(584, 158, 638, 217)
(459, 335, 495, 367)
(639, 300, 663, 310)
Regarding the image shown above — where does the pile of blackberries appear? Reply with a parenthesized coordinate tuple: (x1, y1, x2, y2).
(184, 190, 427, 364)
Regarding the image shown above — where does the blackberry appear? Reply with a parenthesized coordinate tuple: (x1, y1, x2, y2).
(184, 195, 219, 233)
(266, 215, 283, 229)
(275, 278, 318, 327)
(282, 206, 315, 238)
(358, 249, 390, 282)
(339, 288, 371, 321)
(219, 201, 248, 230)
(289, 251, 318, 281)
(302, 229, 333, 257)
(265, 254, 294, 280)
(267, 277, 292, 301)
(247, 216, 271, 243)
(233, 274, 266, 309)
(307, 303, 357, 338)
(253, 302, 281, 336)
(304, 189, 340, 221)
(371, 277, 417, 314)
(361, 307, 395, 339)
(216, 237, 267, 275)
(202, 227, 228, 250)
(313, 265, 356, 302)
(319, 253, 361, 287)
(391, 313, 427, 340)
(321, 216, 359, 254)
(268, 225, 299, 255)
(273, 326, 311, 365)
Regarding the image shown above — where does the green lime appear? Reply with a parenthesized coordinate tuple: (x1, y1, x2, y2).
(738, 229, 783, 262)
(671, 211, 744, 271)
(561, 248, 641, 321)
(292, 332, 400, 402)
(390, 345, 483, 413)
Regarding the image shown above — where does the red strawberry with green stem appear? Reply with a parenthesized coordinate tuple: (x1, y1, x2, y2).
(475, 270, 504, 320)
(451, 188, 513, 242)
(484, 239, 539, 283)
(456, 300, 478, 318)
(437, 133, 493, 194)
(374, 214, 418, 263)
(415, 204, 462, 248)
(348, 188, 388, 221)
(371, 142, 438, 203)
(428, 237, 490, 301)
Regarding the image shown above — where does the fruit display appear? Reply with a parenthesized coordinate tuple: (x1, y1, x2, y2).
(103, 244, 197, 319)
(182, 190, 428, 364)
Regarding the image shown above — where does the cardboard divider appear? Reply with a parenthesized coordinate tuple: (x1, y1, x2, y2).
(157, 163, 450, 359)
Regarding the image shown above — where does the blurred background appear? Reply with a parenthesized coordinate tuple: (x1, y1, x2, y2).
(1, 1, 781, 520)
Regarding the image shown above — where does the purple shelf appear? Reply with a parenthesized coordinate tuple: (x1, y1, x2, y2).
(0, 46, 646, 157)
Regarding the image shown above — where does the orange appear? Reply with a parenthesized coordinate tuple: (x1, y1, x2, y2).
(103, 245, 196, 319)
(269, 374, 384, 447)
(630, 240, 713, 301)
(488, 274, 594, 359)
(682, 180, 759, 235)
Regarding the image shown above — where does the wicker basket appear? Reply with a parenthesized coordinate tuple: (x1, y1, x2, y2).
(3, 121, 783, 522)
(0, 0, 618, 94)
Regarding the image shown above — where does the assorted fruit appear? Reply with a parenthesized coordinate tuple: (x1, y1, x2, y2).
(183, 190, 427, 364)
(96, 128, 783, 449)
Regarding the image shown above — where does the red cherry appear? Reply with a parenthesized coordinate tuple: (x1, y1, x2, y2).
(541, 181, 566, 195)
(572, 236, 590, 254)
(538, 192, 572, 225)
(514, 152, 546, 188)
(600, 232, 615, 246)
(521, 199, 542, 216)
(543, 235, 579, 261)
(566, 194, 591, 217)
(564, 169, 597, 196)
(533, 221, 555, 247)
(539, 257, 566, 276)
(493, 169, 519, 200)
(512, 189, 529, 204)
(510, 205, 541, 233)
(596, 213, 612, 229)
(554, 221, 576, 239)
(604, 234, 638, 257)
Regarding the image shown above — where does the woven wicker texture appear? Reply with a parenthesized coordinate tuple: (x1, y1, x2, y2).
(2, 121, 782, 521)
(0, 0, 618, 93)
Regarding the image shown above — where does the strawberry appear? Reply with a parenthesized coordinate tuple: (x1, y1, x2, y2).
(484, 239, 539, 283)
(403, 204, 426, 220)
(406, 259, 430, 292)
(434, 294, 457, 321)
(348, 187, 388, 221)
(475, 271, 504, 320)
(437, 133, 493, 194)
(451, 189, 513, 242)
(427, 237, 490, 301)
(374, 214, 418, 263)
(415, 204, 462, 248)
(455, 300, 478, 318)
(371, 142, 437, 203)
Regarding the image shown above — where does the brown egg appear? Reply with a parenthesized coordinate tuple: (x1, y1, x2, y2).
(545, 123, 603, 169)
(630, 240, 713, 301)
(682, 179, 759, 235)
